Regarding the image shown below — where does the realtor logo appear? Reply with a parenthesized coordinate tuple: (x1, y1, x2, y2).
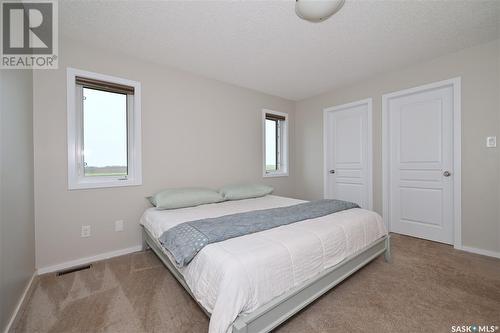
(1, 0, 58, 69)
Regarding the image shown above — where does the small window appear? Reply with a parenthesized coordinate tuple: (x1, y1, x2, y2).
(67, 68, 142, 189)
(263, 110, 288, 177)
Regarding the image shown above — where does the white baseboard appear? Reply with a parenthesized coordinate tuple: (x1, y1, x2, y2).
(37, 245, 143, 275)
(457, 245, 500, 259)
(3, 272, 36, 333)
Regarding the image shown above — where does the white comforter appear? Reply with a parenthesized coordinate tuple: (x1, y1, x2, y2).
(140, 195, 386, 333)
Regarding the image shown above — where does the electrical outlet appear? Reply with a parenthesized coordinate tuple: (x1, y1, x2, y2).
(81, 225, 91, 237)
(486, 136, 497, 148)
(115, 220, 124, 232)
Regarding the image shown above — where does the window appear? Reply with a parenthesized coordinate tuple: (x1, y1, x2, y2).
(67, 68, 142, 189)
(263, 109, 288, 177)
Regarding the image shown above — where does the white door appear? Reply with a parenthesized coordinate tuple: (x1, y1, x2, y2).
(324, 99, 372, 209)
(385, 84, 455, 244)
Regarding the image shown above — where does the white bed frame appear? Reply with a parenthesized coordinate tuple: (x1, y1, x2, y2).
(142, 226, 391, 333)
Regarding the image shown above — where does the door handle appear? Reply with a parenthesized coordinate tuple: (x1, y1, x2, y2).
(329, 169, 336, 174)
(443, 171, 451, 177)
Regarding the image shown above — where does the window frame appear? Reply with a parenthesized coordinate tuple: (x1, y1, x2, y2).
(67, 68, 142, 190)
(262, 109, 289, 178)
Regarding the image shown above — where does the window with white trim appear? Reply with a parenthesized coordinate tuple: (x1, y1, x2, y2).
(263, 109, 288, 177)
(67, 68, 142, 189)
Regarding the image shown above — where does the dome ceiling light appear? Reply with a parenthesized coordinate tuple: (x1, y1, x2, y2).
(295, 0, 345, 23)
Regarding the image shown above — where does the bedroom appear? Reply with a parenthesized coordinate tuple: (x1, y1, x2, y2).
(1, 0, 499, 332)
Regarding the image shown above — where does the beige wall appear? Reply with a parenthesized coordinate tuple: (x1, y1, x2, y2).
(0, 69, 36, 331)
(33, 38, 295, 270)
(294, 40, 500, 252)
(32, 37, 500, 269)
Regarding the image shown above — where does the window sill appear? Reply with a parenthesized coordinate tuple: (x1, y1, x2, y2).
(68, 178, 142, 190)
(263, 172, 289, 178)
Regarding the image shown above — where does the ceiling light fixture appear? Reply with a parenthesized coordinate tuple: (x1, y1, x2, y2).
(295, 0, 345, 23)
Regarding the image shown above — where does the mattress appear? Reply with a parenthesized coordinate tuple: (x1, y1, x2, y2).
(140, 195, 387, 333)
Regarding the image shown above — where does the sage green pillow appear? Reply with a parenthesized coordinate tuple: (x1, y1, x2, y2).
(149, 188, 225, 210)
(219, 184, 273, 201)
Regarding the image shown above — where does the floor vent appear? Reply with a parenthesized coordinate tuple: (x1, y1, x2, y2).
(56, 264, 92, 276)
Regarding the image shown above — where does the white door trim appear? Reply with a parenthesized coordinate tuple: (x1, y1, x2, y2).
(382, 77, 462, 248)
(323, 98, 373, 210)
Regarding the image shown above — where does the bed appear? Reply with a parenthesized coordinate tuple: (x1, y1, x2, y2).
(140, 195, 390, 333)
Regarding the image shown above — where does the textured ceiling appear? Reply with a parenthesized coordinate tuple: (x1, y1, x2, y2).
(60, 0, 500, 101)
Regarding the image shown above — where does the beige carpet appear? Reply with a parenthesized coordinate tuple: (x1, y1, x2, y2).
(13, 234, 500, 333)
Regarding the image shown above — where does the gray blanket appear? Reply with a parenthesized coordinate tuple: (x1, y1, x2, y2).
(159, 199, 359, 267)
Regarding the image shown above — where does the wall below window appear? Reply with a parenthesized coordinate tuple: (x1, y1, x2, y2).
(294, 39, 500, 254)
(0, 70, 36, 331)
(32, 38, 295, 270)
